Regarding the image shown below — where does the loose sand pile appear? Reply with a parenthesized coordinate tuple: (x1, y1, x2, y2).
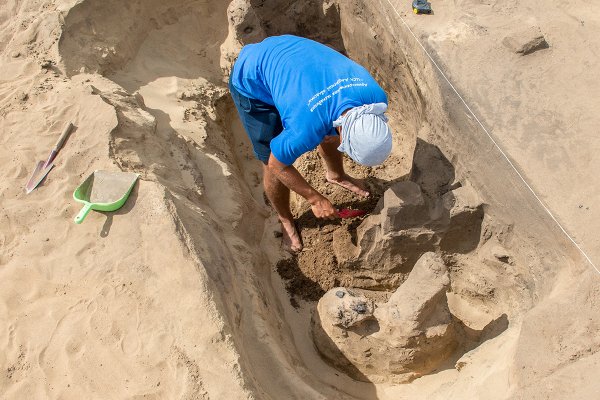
(1, 0, 600, 399)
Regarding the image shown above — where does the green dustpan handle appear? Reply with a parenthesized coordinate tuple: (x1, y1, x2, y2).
(75, 204, 92, 224)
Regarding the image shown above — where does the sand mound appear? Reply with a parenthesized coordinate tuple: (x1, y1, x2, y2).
(1, 0, 600, 399)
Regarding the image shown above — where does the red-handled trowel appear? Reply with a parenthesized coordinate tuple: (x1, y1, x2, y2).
(25, 122, 74, 194)
(338, 208, 367, 219)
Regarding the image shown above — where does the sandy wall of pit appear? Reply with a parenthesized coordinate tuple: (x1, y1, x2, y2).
(53, 0, 597, 399)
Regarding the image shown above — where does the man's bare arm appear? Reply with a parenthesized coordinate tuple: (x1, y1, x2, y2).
(267, 153, 338, 219)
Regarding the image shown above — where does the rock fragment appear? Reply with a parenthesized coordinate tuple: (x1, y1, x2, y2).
(503, 26, 549, 55)
(17, 91, 28, 102)
(376, 180, 431, 230)
(318, 288, 375, 329)
(40, 59, 54, 69)
(491, 244, 512, 264)
(439, 185, 484, 253)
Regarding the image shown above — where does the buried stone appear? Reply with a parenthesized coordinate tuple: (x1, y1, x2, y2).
(332, 181, 437, 289)
(502, 26, 549, 56)
(312, 252, 458, 383)
(332, 181, 484, 290)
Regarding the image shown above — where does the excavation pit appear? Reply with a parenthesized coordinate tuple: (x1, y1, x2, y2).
(55, 0, 584, 398)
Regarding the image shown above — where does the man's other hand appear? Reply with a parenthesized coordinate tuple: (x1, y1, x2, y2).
(309, 195, 338, 220)
(267, 154, 338, 220)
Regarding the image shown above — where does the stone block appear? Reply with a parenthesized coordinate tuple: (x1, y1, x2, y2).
(312, 252, 458, 383)
(503, 26, 549, 55)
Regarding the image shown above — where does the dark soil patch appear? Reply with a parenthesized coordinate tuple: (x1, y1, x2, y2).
(275, 150, 394, 302)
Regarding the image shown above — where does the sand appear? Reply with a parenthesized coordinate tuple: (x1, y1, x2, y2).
(1, 0, 600, 399)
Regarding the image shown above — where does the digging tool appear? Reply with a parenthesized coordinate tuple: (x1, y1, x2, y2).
(25, 122, 74, 194)
(338, 208, 367, 219)
(73, 170, 139, 224)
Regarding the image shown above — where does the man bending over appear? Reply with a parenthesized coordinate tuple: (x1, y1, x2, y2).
(229, 35, 392, 253)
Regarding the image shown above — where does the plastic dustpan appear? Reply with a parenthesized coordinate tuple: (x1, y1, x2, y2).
(73, 170, 139, 224)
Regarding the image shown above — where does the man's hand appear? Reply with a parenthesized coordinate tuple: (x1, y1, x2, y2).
(309, 194, 338, 220)
(268, 154, 339, 220)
